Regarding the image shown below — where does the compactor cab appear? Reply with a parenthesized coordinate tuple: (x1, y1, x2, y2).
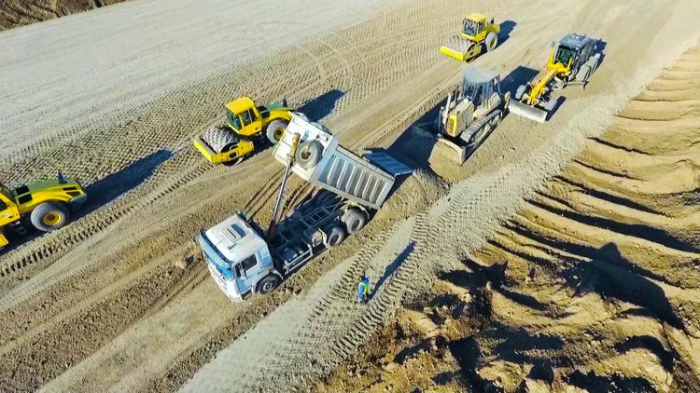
(461, 14, 494, 42)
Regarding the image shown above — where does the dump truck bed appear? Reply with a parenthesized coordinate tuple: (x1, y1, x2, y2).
(273, 115, 395, 210)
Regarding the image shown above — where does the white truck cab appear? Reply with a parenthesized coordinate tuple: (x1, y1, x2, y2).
(198, 213, 276, 302)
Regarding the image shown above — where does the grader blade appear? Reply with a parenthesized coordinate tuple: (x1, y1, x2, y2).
(509, 100, 548, 123)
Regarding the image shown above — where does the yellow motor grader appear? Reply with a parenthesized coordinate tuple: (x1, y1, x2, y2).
(194, 96, 293, 165)
(510, 33, 603, 123)
(440, 13, 501, 62)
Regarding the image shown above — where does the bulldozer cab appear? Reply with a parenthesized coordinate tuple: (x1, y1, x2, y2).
(462, 13, 487, 41)
(0, 182, 20, 227)
(462, 67, 501, 110)
(225, 97, 263, 137)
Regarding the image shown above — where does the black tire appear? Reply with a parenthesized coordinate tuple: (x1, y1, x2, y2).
(544, 98, 558, 112)
(485, 32, 499, 52)
(295, 140, 323, 170)
(325, 226, 346, 247)
(575, 64, 592, 82)
(257, 274, 281, 295)
(314, 191, 337, 207)
(515, 85, 527, 101)
(31, 202, 70, 232)
(265, 119, 288, 144)
(342, 208, 367, 235)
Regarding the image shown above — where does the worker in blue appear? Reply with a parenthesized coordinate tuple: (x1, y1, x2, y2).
(357, 274, 370, 304)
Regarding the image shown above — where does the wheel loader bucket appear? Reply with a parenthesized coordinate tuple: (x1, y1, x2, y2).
(509, 100, 548, 123)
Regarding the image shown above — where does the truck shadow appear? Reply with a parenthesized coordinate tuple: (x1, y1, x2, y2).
(297, 89, 346, 122)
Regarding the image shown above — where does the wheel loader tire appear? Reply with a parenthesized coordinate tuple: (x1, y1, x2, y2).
(296, 140, 323, 170)
(342, 208, 367, 235)
(257, 274, 281, 295)
(201, 126, 239, 153)
(485, 32, 498, 52)
(515, 85, 527, 101)
(266, 119, 288, 145)
(325, 226, 346, 247)
(31, 202, 70, 232)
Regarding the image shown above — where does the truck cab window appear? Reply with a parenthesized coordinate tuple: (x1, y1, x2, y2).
(236, 255, 257, 278)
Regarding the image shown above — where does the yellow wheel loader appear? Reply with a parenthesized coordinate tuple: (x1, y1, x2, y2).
(510, 33, 603, 123)
(193, 96, 293, 165)
(440, 13, 501, 62)
(0, 174, 87, 250)
(428, 67, 510, 164)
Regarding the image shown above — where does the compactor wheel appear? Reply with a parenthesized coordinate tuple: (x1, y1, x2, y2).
(266, 120, 289, 144)
(31, 202, 70, 232)
(485, 32, 498, 52)
(201, 126, 239, 153)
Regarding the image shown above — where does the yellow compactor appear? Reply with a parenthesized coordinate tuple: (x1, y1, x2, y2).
(0, 174, 87, 250)
(194, 96, 293, 165)
(440, 13, 500, 62)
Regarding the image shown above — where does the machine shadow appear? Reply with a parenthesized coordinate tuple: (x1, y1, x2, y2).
(298, 89, 346, 122)
(498, 20, 517, 45)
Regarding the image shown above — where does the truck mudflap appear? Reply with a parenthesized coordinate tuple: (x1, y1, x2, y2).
(509, 100, 548, 123)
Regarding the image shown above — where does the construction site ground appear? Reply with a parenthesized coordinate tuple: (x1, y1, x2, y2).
(1, 0, 699, 392)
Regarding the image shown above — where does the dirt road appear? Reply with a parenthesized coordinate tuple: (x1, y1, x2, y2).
(1, 0, 699, 391)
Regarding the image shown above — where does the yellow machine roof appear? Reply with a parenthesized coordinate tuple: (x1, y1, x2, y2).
(225, 96, 254, 114)
(466, 13, 487, 23)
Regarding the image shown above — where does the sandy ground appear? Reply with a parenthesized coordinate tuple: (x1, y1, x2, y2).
(0, 0, 699, 392)
(318, 47, 700, 392)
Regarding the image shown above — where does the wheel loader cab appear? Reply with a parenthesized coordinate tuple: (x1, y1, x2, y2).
(225, 97, 263, 138)
(198, 213, 275, 302)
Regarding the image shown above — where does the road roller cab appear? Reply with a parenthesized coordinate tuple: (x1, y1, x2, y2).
(194, 96, 294, 165)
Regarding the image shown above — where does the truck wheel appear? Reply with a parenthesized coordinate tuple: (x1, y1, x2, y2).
(266, 119, 289, 144)
(325, 226, 346, 247)
(296, 140, 323, 170)
(31, 202, 70, 232)
(257, 274, 281, 295)
(485, 32, 499, 52)
(342, 208, 367, 235)
(515, 85, 527, 101)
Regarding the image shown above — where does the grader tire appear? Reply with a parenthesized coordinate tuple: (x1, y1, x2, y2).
(31, 202, 70, 232)
(201, 126, 238, 153)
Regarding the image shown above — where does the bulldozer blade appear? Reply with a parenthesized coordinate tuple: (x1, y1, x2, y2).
(509, 100, 548, 123)
(436, 136, 468, 164)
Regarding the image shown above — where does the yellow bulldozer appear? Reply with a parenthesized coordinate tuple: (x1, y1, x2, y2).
(510, 33, 603, 123)
(0, 174, 87, 250)
(440, 13, 501, 62)
(194, 96, 294, 165)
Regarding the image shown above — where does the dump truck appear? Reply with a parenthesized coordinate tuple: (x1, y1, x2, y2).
(510, 33, 603, 123)
(193, 96, 293, 165)
(0, 174, 87, 250)
(440, 13, 500, 62)
(197, 114, 410, 301)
